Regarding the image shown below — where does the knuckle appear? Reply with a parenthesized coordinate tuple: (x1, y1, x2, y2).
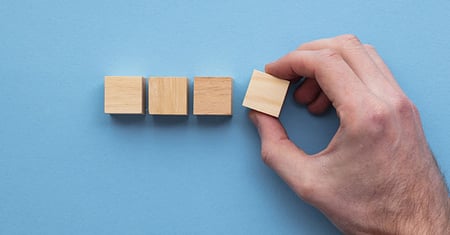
(296, 180, 315, 201)
(363, 44, 376, 52)
(317, 48, 342, 62)
(260, 145, 274, 166)
(392, 95, 417, 118)
(354, 103, 392, 138)
(335, 34, 362, 48)
(314, 49, 344, 75)
(410, 102, 419, 115)
(369, 107, 390, 126)
(286, 50, 301, 61)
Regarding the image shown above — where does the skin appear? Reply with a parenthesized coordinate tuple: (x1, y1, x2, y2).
(249, 34, 450, 235)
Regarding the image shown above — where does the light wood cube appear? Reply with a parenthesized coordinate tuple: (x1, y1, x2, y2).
(104, 76, 145, 114)
(148, 77, 188, 115)
(193, 77, 233, 116)
(242, 70, 289, 118)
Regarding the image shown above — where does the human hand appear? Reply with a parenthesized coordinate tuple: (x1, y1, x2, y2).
(249, 34, 450, 234)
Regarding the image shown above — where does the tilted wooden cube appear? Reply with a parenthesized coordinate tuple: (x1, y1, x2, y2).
(148, 77, 188, 115)
(193, 77, 233, 115)
(104, 76, 145, 114)
(242, 70, 289, 118)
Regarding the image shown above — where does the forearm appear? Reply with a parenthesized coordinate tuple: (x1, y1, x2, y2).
(403, 204, 449, 235)
(371, 179, 450, 235)
(409, 197, 449, 235)
(318, 154, 450, 235)
(381, 170, 449, 235)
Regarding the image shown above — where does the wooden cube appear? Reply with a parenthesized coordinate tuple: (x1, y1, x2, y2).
(242, 70, 289, 118)
(193, 77, 233, 115)
(104, 76, 145, 114)
(148, 77, 188, 115)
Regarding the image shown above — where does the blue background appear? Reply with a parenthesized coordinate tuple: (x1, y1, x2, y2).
(1, 1, 449, 234)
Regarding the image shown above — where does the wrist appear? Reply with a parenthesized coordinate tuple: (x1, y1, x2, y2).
(396, 197, 450, 235)
(357, 191, 450, 235)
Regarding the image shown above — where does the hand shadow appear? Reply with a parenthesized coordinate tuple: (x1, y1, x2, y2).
(151, 115, 189, 127)
(195, 115, 232, 128)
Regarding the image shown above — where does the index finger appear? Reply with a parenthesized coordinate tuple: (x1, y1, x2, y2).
(265, 49, 369, 113)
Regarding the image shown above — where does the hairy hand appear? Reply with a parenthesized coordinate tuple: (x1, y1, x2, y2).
(249, 34, 450, 234)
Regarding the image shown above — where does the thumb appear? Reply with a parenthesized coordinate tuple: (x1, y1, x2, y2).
(249, 110, 315, 192)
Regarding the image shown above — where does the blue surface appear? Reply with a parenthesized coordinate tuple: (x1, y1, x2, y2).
(1, 1, 449, 234)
